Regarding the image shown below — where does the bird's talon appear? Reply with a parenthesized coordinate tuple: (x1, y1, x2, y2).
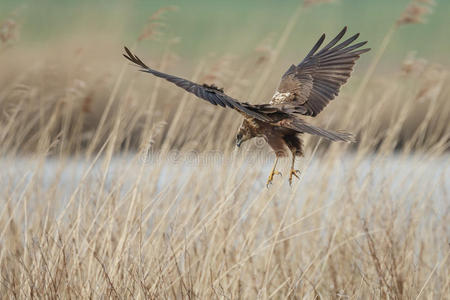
(266, 170, 282, 187)
(288, 169, 301, 186)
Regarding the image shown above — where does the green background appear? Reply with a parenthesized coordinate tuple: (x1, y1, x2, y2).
(1, 0, 449, 64)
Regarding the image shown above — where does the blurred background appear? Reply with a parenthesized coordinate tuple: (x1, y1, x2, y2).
(2, 0, 450, 60)
(0, 0, 449, 154)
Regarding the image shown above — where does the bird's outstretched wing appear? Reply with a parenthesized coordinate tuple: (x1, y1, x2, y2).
(123, 47, 272, 122)
(270, 26, 370, 117)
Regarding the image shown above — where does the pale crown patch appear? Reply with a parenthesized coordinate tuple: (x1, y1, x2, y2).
(270, 91, 292, 104)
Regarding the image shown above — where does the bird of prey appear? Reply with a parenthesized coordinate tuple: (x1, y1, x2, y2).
(123, 27, 370, 186)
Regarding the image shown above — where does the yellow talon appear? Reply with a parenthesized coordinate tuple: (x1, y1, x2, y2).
(288, 169, 301, 186)
(266, 157, 282, 188)
(266, 170, 282, 187)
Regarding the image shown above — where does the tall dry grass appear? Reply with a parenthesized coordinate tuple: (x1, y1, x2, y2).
(0, 1, 449, 298)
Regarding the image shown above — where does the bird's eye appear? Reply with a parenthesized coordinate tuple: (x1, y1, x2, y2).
(237, 133, 242, 140)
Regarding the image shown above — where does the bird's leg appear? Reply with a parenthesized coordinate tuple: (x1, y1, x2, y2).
(288, 153, 301, 186)
(266, 157, 282, 187)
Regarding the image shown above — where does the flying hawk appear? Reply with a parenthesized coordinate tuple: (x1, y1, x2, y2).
(123, 27, 370, 186)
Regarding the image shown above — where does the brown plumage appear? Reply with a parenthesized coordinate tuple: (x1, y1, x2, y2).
(123, 26, 370, 186)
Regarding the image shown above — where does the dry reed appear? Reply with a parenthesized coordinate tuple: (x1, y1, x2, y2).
(0, 2, 448, 299)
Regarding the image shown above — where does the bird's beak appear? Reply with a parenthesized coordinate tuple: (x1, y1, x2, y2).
(236, 139, 242, 147)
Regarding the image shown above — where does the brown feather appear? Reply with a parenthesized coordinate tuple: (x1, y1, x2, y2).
(270, 27, 370, 117)
(123, 47, 275, 122)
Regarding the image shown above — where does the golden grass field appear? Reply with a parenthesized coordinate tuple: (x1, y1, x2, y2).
(0, 0, 449, 298)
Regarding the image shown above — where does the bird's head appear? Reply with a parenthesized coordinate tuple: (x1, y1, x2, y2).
(236, 119, 255, 147)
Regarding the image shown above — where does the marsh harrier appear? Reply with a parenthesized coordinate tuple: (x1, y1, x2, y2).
(123, 27, 370, 186)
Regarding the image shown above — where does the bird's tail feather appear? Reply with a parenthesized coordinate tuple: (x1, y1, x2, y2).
(284, 119, 355, 142)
